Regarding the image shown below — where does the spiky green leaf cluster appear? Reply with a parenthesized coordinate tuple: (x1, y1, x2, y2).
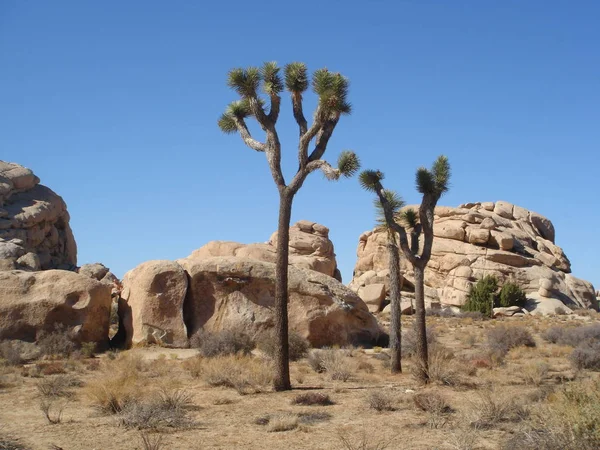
(227, 67, 261, 97)
(337, 151, 360, 178)
(217, 99, 259, 134)
(401, 208, 419, 228)
(374, 190, 405, 227)
(416, 155, 451, 197)
(284, 62, 308, 93)
(312, 69, 351, 116)
(359, 170, 384, 192)
(260, 62, 283, 96)
(431, 155, 451, 195)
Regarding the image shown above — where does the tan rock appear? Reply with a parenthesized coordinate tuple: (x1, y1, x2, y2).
(0, 270, 111, 344)
(494, 201, 514, 219)
(480, 217, 497, 230)
(466, 228, 490, 245)
(358, 283, 386, 312)
(180, 257, 382, 348)
(530, 212, 555, 243)
(481, 202, 495, 211)
(490, 230, 514, 251)
(121, 260, 188, 348)
(433, 221, 466, 241)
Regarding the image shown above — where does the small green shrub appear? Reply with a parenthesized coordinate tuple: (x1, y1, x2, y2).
(498, 282, 527, 308)
(462, 276, 498, 316)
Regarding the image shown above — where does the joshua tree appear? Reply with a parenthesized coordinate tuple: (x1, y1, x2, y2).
(218, 62, 360, 391)
(373, 194, 405, 373)
(359, 156, 450, 381)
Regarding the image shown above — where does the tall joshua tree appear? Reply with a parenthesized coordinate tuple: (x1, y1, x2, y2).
(359, 156, 450, 382)
(218, 62, 360, 391)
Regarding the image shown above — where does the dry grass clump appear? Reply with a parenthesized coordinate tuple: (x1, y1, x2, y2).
(139, 432, 164, 450)
(366, 391, 395, 412)
(423, 346, 466, 386)
(118, 388, 194, 430)
(39, 398, 68, 424)
(0, 435, 29, 450)
(503, 379, 600, 450)
(521, 360, 550, 386)
(189, 328, 254, 357)
(541, 324, 600, 371)
(307, 349, 354, 381)
(84, 353, 148, 413)
(257, 331, 310, 362)
(337, 427, 396, 449)
(188, 354, 273, 394)
(468, 389, 528, 429)
(291, 392, 334, 406)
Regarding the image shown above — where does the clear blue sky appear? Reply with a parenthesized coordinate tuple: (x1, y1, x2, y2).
(1, 1, 598, 289)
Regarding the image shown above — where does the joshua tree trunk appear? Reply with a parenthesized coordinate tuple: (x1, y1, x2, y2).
(387, 234, 402, 373)
(413, 263, 428, 382)
(274, 191, 293, 391)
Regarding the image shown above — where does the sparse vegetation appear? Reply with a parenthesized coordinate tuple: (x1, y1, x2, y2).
(37, 325, 76, 359)
(307, 349, 353, 381)
(189, 328, 254, 357)
(487, 324, 535, 357)
(291, 392, 334, 406)
(257, 331, 310, 362)
(462, 277, 527, 315)
(367, 391, 395, 412)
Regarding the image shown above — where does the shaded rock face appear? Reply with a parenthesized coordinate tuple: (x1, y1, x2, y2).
(118, 222, 382, 348)
(190, 220, 341, 281)
(0, 161, 76, 271)
(0, 270, 112, 344)
(120, 260, 188, 348)
(351, 201, 597, 315)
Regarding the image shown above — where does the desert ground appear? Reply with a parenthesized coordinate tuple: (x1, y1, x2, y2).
(2, 312, 600, 450)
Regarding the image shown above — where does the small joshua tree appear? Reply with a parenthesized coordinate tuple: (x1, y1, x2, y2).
(218, 62, 360, 391)
(359, 156, 450, 382)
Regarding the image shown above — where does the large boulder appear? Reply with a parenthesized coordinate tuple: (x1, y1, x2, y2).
(189, 220, 340, 281)
(178, 257, 382, 348)
(0, 161, 76, 270)
(120, 260, 188, 348)
(0, 270, 112, 344)
(350, 201, 597, 315)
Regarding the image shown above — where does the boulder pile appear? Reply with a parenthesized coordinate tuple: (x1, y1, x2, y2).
(350, 201, 597, 315)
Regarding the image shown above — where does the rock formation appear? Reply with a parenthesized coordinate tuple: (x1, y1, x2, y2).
(351, 201, 597, 315)
(0, 270, 112, 344)
(119, 222, 382, 348)
(0, 162, 114, 345)
(0, 161, 77, 271)
(189, 220, 341, 281)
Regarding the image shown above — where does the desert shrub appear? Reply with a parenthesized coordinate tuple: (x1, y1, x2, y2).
(522, 360, 550, 386)
(257, 331, 310, 362)
(194, 354, 272, 394)
(36, 375, 80, 398)
(497, 282, 527, 308)
(140, 432, 164, 450)
(307, 349, 353, 381)
(297, 411, 332, 425)
(0, 341, 24, 366)
(85, 354, 147, 413)
(572, 308, 599, 318)
(190, 328, 254, 358)
(542, 324, 600, 347)
(413, 391, 452, 414)
(357, 360, 375, 373)
(37, 325, 76, 359)
(80, 342, 96, 358)
(424, 345, 463, 386)
(570, 340, 600, 371)
(462, 276, 498, 316)
(39, 361, 67, 375)
(469, 389, 528, 429)
(426, 308, 456, 318)
(459, 311, 486, 320)
(0, 436, 30, 450)
(291, 392, 334, 406)
(503, 379, 600, 450)
(118, 388, 194, 430)
(402, 326, 437, 358)
(337, 428, 396, 450)
(487, 324, 535, 357)
(39, 397, 67, 424)
(367, 391, 395, 412)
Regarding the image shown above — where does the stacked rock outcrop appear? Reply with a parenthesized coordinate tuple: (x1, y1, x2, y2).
(350, 201, 597, 315)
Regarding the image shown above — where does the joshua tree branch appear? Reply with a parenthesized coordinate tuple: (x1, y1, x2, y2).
(418, 194, 436, 264)
(291, 92, 308, 136)
(268, 94, 281, 124)
(233, 117, 267, 152)
(308, 115, 340, 162)
(306, 159, 339, 180)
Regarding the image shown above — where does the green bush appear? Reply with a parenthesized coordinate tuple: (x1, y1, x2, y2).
(498, 282, 527, 308)
(462, 276, 498, 316)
